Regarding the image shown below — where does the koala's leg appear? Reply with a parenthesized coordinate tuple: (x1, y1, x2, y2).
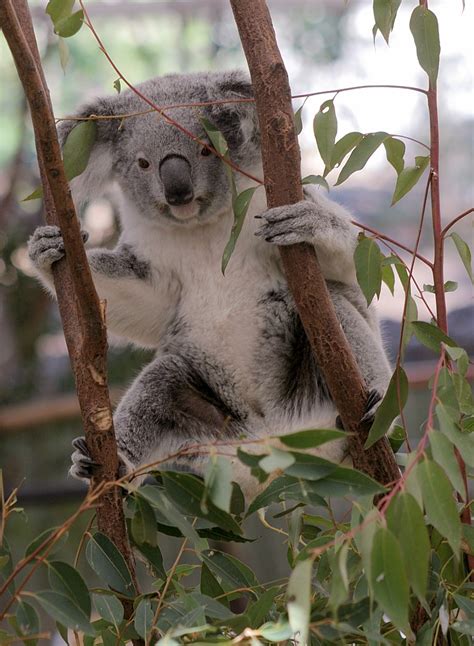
(70, 354, 246, 483)
(255, 187, 358, 284)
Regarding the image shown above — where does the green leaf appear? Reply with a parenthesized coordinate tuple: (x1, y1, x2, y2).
(354, 236, 384, 305)
(58, 38, 69, 72)
(369, 527, 411, 635)
(259, 621, 293, 642)
(313, 100, 337, 168)
(131, 495, 157, 546)
(259, 448, 295, 474)
(137, 484, 208, 551)
(16, 602, 40, 642)
(86, 532, 136, 598)
(336, 132, 388, 185)
(385, 493, 429, 602)
(25, 527, 68, 558)
(301, 174, 329, 191)
(162, 472, 242, 535)
(411, 321, 456, 353)
(284, 453, 336, 481)
(23, 187, 44, 202)
(327, 131, 363, 174)
(312, 465, 386, 497)
(222, 186, 257, 273)
(46, 0, 75, 23)
(54, 10, 84, 38)
(279, 428, 346, 449)
(373, 0, 402, 44)
(113, 78, 121, 94)
(294, 105, 304, 135)
(391, 155, 429, 204)
(200, 117, 228, 156)
(63, 120, 97, 182)
(436, 403, 474, 467)
(429, 430, 466, 495)
(130, 536, 165, 578)
(247, 587, 279, 629)
(246, 475, 327, 517)
(417, 458, 461, 554)
(200, 563, 227, 604)
(409, 6, 441, 85)
(388, 424, 406, 453)
(287, 558, 312, 645)
(203, 455, 233, 513)
(328, 542, 350, 610)
(134, 598, 155, 640)
(36, 590, 95, 636)
(383, 137, 405, 174)
(381, 262, 395, 295)
(443, 280, 458, 292)
(449, 233, 473, 284)
(201, 549, 260, 597)
(48, 561, 91, 617)
(365, 366, 408, 448)
(92, 593, 124, 628)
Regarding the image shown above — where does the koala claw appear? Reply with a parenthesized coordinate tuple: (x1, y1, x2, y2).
(255, 201, 318, 247)
(28, 226, 89, 272)
(335, 389, 383, 431)
(70, 436, 100, 481)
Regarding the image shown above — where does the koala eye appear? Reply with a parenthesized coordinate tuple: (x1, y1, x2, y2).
(137, 158, 151, 169)
(200, 145, 212, 157)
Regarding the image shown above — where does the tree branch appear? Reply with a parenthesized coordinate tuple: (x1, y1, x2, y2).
(229, 0, 400, 485)
(0, 0, 140, 620)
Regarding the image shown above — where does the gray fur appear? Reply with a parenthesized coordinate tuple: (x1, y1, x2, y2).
(28, 70, 391, 496)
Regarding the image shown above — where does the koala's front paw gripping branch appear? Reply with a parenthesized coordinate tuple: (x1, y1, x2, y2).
(230, 0, 400, 487)
(0, 0, 141, 629)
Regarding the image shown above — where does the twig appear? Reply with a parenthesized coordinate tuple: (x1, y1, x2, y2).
(441, 207, 473, 237)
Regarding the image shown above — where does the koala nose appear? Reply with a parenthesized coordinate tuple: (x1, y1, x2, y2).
(159, 155, 194, 205)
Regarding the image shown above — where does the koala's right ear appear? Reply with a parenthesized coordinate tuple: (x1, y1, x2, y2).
(58, 96, 121, 207)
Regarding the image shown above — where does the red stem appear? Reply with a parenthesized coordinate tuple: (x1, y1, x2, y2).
(441, 207, 473, 238)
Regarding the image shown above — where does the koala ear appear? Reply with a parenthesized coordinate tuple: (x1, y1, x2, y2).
(207, 71, 260, 163)
(58, 96, 121, 207)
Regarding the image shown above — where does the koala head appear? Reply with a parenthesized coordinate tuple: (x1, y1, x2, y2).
(60, 70, 260, 229)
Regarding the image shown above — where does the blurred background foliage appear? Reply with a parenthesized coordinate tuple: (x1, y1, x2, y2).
(0, 0, 472, 599)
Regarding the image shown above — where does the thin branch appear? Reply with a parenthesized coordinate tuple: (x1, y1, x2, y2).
(353, 220, 433, 268)
(441, 207, 473, 237)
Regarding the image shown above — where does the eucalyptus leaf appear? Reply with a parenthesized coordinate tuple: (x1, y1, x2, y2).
(201, 549, 260, 597)
(373, 0, 402, 44)
(222, 186, 257, 273)
(279, 428, 346, 449)
(409, 6, 440, 85)
(16, 602, 40, 641)
(336, 132, 388, 185)
(313, 100, 337, 168)
(436, 403, 474, 467)
(391, 155, 429, 204)
(327, 131, 363, 174)
(429, 430, 466, 495)
(411, 321, 456, 353)
(131, 495, 157, 547)
(92, 593, 124, 628)
(203, 455, 233, 513)
(48, 560, 91, 617)
(385, 493, 429, 602)
(134, 598, 155, 640)
(54, 10, 84, 38)
(383, 137, 405, 175)
(86, 532, 136, 598)
(417, 458, 461, 555)
(369, 527, 411, 636)
(287, 558, 312, 645)
(449, 232, 473, 284)
(354, 236, 384, 305)
(46, 0, 75, 23)
(36, 590, 95, 636)
(301, 174, 329, 190)
(365, 366, 408, 448)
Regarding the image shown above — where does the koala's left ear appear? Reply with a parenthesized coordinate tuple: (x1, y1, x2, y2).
(206, 71, 260, 162)
(58, 95, 122, 207)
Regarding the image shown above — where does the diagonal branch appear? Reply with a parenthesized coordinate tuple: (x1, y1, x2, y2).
(229, 0, 400, 486)
(0, 0, 140, 617)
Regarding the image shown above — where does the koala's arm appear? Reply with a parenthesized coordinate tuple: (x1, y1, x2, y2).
(28, 225, 177, 347)
(256, 185, 359, 285)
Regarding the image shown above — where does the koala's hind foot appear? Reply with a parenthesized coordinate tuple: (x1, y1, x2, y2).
(335, 388, 382, 431)
(69, 436, 129, 481)
(28, 225, 89, 276)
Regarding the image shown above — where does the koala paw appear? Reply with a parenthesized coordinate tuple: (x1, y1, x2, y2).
(255, 201, 318, 246)
(28, 226, 89, 273)
(335, 389, 383, 431)
(69, 436, 100, 481)
(69, 436, 131, 481)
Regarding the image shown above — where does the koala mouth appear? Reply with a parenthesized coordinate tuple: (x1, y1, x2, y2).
(169, 201, 201, 221)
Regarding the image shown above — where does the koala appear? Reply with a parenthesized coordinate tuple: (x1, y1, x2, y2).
(28, 70, 391, 497)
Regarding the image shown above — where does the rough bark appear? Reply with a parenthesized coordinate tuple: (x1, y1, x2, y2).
(230, 0, 400, 485)
(0, 0, 139, 602)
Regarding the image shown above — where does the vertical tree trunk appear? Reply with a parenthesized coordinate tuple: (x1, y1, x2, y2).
(230, 0, 400, 485)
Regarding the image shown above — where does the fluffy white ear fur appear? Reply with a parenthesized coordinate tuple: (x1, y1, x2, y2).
(69, 144, 114, 208)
